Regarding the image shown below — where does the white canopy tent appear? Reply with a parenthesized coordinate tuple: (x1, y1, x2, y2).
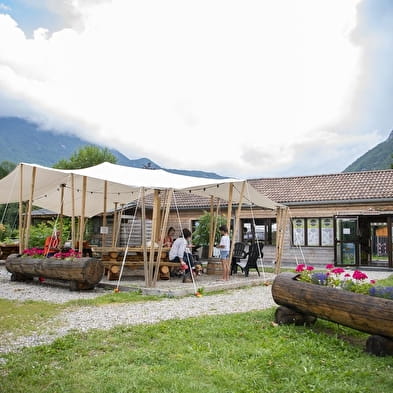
(0, 162, 279, 217)
(0, 162, 286, 286)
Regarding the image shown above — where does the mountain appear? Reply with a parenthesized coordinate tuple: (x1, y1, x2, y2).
(343, 130, 393, 172)
(0, 117, 226, 179)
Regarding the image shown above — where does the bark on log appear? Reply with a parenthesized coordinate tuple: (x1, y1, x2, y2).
(272, 273, 393, 340)
(5, 254, 104, 289)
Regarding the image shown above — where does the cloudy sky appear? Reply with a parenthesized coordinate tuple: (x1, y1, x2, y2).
(0, 0, 392, 179)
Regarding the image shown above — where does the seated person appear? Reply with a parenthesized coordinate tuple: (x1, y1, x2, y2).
(163, 227, 176, 248)
(169, 228, 195, 276)
(44, 230, 61, 257)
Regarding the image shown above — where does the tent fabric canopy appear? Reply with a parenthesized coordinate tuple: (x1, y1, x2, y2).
(0, 162, 280, 217)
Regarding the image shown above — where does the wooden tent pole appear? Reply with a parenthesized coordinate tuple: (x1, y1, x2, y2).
(226, 183, 233, 233)
(18, 164, 24, 253)
(274, 206, 288, 274)
(208, 196, 214, 258)
(148, 190, 160, 286)
(114, 203, 124, 247)
(24, 166, 36, 250)
(102, 180, 108, 247)
(211, 199, 221, 256)
(78, 176, 87, 254)
(111, 202, 118, 247)
(152, 189, 173, 285)
(141, 187, 149, 287)
(228, 181, 246, 266)
(59, 183, 65, 246)
(71, 174, 76, 248)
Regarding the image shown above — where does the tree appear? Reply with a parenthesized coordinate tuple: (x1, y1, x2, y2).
(53, 145, 117, 169)
(192, 211, 226, 246)
(0, 161, 18, 229)
(0, 160, 16, 179)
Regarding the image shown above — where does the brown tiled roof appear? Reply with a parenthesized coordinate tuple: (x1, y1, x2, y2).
(140, 170, 393, 209)
(248, 170, 393, 204)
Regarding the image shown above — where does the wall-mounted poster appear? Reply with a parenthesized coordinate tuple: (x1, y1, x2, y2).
(307, 218, 319, 246)
(292, 218, 305, 246)
(321, 218, 334, 246)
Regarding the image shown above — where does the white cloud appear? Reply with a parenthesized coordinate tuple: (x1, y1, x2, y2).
(0, 0, 379, 178)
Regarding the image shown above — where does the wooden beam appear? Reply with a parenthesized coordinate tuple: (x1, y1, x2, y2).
(208, 196, 214, 258)
(23, 166, 36, 250)
(78, 176, 87, 254)
(148, 190, 160, 286)
(226, 183, 233, 232)
(71, 174, 76, 248)
(111, 202, 118, 247)
(152, 189, 173, 285)
(141, 187, 149, 287)
(102, 180, 108, 247)
(18, 164, 24, 253)
(228, 181, 246, 266)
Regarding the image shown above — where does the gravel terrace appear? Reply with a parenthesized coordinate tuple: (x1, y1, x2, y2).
(1, 264, 391, 356)
(0, 266, 277, 355)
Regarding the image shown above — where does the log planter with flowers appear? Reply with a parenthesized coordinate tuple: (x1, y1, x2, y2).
(272, 265, 393, 356)
(5, 249, 104, 291)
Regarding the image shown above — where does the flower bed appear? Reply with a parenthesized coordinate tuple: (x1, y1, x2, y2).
(272, 268, 393, 356)
(295, 263, 393, 300)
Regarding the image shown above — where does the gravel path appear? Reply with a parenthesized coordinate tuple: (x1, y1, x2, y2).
(0, 267, 276, 355)
(1, 265, 391, 356)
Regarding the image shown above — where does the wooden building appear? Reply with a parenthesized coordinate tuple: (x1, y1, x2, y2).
(30, 169, 393, 269)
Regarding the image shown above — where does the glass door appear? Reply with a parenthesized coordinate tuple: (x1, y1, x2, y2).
(335, 217, 359, 266)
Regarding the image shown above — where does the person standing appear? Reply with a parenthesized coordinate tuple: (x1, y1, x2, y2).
(217, 225, 230, 281)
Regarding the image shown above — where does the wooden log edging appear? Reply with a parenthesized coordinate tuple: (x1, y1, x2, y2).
(5, 254, 104, 291)
(272, 273, 393, 340)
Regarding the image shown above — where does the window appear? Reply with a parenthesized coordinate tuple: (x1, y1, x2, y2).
(292, 217, 334, 247)
(241, 219, 276, 245)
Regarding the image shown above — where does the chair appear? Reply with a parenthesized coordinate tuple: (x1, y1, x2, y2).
(230, 242, 246, 275)
(237, 242, 264, 277)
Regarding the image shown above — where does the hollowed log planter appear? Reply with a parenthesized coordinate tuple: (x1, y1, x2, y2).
(6, 254, 104, 291)
(272, 273, 393, 356)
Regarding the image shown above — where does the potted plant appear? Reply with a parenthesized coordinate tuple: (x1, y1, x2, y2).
(192, 212, 226, 259)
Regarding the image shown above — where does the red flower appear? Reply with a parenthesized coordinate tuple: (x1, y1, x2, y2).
(331, 268, 345, 275)
(325, 264, 334, 269)
(295, 264, 306, 272)
(306, 265, 314, 271)
(352, 270, 368, 280)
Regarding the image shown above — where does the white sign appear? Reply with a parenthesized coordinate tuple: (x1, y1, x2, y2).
(343, 228, 351, 235)
(100, 226, 109, 234)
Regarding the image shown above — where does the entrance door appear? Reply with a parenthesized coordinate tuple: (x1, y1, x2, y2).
(335, 217, 359, 266)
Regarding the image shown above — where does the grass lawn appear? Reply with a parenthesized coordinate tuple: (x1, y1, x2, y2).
(1, 306, 393, 393)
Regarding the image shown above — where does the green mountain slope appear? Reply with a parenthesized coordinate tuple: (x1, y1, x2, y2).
(343, 130, 393, 172)
(0, 117, 225, 179)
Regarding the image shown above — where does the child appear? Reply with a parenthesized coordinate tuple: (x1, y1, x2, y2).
(217, 225, 230, 281)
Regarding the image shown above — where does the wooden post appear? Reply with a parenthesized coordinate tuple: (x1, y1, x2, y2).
(226, 183, 233, 233)
(71, 174, 76, 248)
(18, 164, 24, 253)
(78, 176, 87, 255)
(102, 180, 108, 247)
(152, 189, 173, 285)
(141, 188, 149, 287)
(274, 206, 289, 274)
(148, 190, 160, 286)
(208, 196, 215, 258)
(111, 202, 118, 248)
(211, 199, 221, 256)
(23, 166, 36, 250)
(228, 181, 246, 266)
(59, 183, 65, 247)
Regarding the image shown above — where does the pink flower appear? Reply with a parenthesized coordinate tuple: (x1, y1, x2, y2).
(331, 268, 345, 275)
(352, 270, 368, 280)
(370, 280, 376, 285)
(295, 264, 306, 272)
(325, 264, 334, 269)
(306, 266, 314, 271)
(344, 273, 351, 277)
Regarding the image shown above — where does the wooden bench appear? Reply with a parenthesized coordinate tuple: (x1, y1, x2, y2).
(103, 260, 181, 280)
